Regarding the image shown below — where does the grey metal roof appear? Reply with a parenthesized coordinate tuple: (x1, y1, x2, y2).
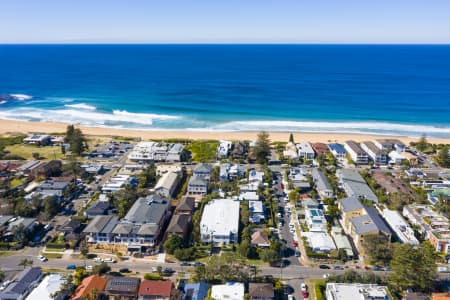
(176, 196, 195, 212)
(337, 169, 378, 203)
(351, 207, 391, 235)
(311, 169, 333, 192)
(0, 215, 13, 226)
(193, 163, 212, 174)
(112, 223, 133, 235)
(4, 267, 42, 295)
(167, 214, 191, 234)
(83, 215, 118, 234)
(339, 195, 365, 212)
(122, 194, 169, 225)
(37, 180, 70, 191)
(345, 140, 366, 155)
(105, 277, 140, 293)
(137, 223, 159, 235)
(188, 176, 207, 186)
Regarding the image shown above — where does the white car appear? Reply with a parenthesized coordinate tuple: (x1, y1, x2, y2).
(85, 265, 93, 271)
(103, 257, 116, 263)
(38, 255, 47, 262)
(301, 283, 307, 292)
(93, 257, 103, 262)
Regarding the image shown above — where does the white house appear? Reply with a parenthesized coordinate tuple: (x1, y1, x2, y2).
(296, 142, 315, 160)
(328, 143, 346, 161)
(249, 170, 264, 184)
(326, 283, 389, 300)
(200, 199, 240, 245)
(211, 283, 245, 300)
(361, 141, 388, 165)
(217, 140, 232, 158)
(187, 176, 208, 196)
(153, 172, 180, 198)
(344, 140, 369, 164)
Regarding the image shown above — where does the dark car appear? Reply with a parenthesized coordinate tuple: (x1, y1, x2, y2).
(333, 265, 344, 270)
(66, 264, 76, 270)
(192, 262, 205, 267)
(372, 265, 382, 271)
(180, 261, 190, 266)
(119, 268, 130, 273)
(319, 264, 331, 269)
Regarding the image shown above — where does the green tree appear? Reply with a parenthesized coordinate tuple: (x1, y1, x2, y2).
(416, 134, 428, 152)
(93, 262, 111, 275)
(0, 268, 5, 282)
(43, 196, 60, 219)
(65, 125, 87, 156)
(174, 247, 195, 261)
(110, 184, 139, 218)
(237, 239, 250, 259)
(289, 133, 294, 144)
(362, 235, 393, 265)
(138, 164, 157, 189)
(260, 249, 281, 265)
(437, 146, 450, 168)
(389, 243, 437, 293)
(164, 234, 184, 255)
(18, 258, 33, 269)
(80, 246, 89, 258)
(254, 131, 271, 165)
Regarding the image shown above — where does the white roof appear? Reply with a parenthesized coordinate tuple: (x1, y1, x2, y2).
(240, 191, 259, 201)
(200, 199, 240, 237)
(326, 283, 389, 300)
(249, 200, 264, 213)
(304, 231, 336, 252)
(382, 209, 419, 245)
(211, 282, 245, 300)
(249, 170, 264, 183)
(25, 274, 63, 300)
(389, 150, 406, 160)
(296, 142, 314, 153)
(155, 172, 179, 191)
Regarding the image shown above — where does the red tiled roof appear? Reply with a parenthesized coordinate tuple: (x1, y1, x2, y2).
(71, 275, 107, 300)
(138, 280, 173, 297)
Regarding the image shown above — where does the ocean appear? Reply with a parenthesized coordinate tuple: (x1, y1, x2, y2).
(1, 44, 450, 137)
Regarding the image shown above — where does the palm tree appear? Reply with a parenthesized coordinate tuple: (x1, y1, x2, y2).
(18, 258, 33, 269)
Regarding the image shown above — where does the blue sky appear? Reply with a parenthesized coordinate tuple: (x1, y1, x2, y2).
(1, 0, 449, 43)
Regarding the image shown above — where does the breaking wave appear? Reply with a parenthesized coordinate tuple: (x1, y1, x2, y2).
(64, 103, 97, 110)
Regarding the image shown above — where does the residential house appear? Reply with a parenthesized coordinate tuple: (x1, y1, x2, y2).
(86, 201, 110, 218)
(402, 152, 419, 166)
(57, 219, 81, 242)
(251, 230, 270, 248)
(83, 215, 119, 244)
(23, 134, 51, 146)
(248, 283, 275, 300)
(102, 175, 136, 193)
(374, 138, 405, 153)
(303, 198, 320, 209)
(361, 141, 388, 165)
(326, 283, 389, 300)
(305, 208, 327, 232)
(311, 142, 330, 156)
(192, 164, 212, 180)
(182, 282, 210, 300)
(71, 275, 107, 300)
(330, 226, 354, 258)
(339, 196, 392, 253)
(311, 169, 334, 199)
(138, 280, 173, 300)
(0, 267, 42, 300)
(219, 164, 245, 181)
(200, 199, 240, 245)
(26, 273, 64, 300)
(156, 165, 183, 177)
(283, 142, 298, 160)
(382, 209, 419, 245)
(405, 168, 427, 178)
(296, 142, 315, 160)
(166, 143, 184, 162)
(34, 179, 71, 200)
(403, 205, 450, 253)
(388, 151, 407, 165)
(344, 141, 369, 164)
(211, 283, 245, 300)
(104, 277, 140, 300)
(165, 214, 192, 240)
(328, 143, 346, 161)
(18, 160, 62, 178)
(187, 176, 208, 196)
(303, 231, 336, 253)
(217, 140, 232, 159)
(249, 200, 265, 224)
(248, 170, 264, 184)
(112, 194, 171, 250)
(154, 172, 180, 199)
(232, 141, 247, 160)
(337, 169, 378, 203)
(6, 217, 37, 239)
(175, 196, 196, 215)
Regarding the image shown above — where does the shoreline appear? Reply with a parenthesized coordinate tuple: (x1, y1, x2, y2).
(1, 119, 450, 144)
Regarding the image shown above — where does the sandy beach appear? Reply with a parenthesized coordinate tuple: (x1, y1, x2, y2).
(1, 119, 449, 144)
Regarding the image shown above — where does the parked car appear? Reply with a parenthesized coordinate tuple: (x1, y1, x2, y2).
(180, 261, 190, 266)
(372, 265, 382, 271)
(333, 265, 344, 270)
(93, 257, 103, 262)
(294, 250, 300, 257)
(319, 264, 330, 269)
(85, 265, 93, 271)
(192, 262, 205, 267)
(66, 264, 76, 270)
(38, 255, 47, 262)
(119, 268, 130, 273)
(103, 257, 116, 263)
(292, 240, 298, 247)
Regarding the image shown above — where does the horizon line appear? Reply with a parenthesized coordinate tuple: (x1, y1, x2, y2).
(1, 42, 450, 46)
